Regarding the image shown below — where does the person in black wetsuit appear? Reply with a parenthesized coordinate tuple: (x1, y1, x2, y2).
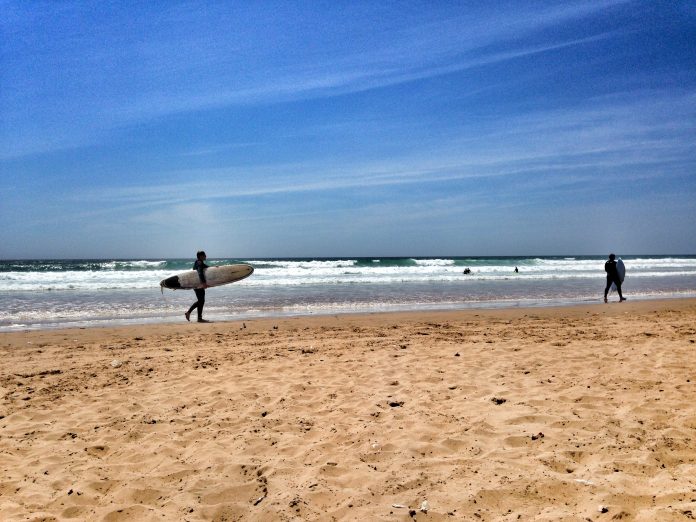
(604, 253, 626, 303)
(185, 251, 210, 322)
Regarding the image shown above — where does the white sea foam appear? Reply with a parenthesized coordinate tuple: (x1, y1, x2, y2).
(2, 256, 695, 329)
(1, 256, 695, 291)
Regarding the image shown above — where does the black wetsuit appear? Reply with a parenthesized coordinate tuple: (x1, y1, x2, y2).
(187, 259, 208, 320)
(604, 259, 624, 300)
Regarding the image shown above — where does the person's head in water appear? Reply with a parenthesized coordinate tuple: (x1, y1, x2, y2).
(197, 251, 207, 261)
(609, 253, 616, 261)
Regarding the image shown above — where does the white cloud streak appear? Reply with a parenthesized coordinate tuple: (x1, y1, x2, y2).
(66, 89, 694, 222)
(1, 1, 632, 158)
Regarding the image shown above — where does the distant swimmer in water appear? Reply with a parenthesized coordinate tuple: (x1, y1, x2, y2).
(463, 268, 471, 275)
(514, 267, 519, 273)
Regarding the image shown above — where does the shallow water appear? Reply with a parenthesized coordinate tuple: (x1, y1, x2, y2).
(1, 256, 695, 330)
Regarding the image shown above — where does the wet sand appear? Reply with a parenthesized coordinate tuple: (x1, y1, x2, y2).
(2, 299, 696, 521)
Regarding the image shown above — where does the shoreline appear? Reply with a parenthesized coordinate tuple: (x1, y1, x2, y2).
(4, 254, 696, 334)
(2, 298, 696, 520)
(4, 293, 696, 334)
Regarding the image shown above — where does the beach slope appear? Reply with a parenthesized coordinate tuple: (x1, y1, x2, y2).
(2, 300, 696, 520)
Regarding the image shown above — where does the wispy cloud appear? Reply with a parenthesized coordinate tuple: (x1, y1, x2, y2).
(62, 88, 693, 227)
(96, 10, 628, 124)
(1, 1, 633, 158)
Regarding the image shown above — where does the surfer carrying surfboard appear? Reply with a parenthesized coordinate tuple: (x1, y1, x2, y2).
(185, 251, 210, 322)
(604, 253, 626, 303)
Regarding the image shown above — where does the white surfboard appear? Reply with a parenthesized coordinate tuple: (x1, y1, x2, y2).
(609, 258, 625, 293)
(160, 264, 254, 290)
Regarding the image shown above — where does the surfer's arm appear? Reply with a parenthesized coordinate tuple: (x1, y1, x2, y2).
(195, 261, 208, 285)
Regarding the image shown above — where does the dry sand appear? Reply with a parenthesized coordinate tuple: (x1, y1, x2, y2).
(1, 299, 696, 521)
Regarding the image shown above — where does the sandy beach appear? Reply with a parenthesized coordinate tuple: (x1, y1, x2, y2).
(1, 299, 695, 521)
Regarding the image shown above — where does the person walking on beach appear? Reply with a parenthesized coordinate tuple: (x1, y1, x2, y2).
(604, 253, 626, 303)
(185, 251, 210, 322)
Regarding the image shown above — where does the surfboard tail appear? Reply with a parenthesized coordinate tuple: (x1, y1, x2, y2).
(160, 275, 182, 291)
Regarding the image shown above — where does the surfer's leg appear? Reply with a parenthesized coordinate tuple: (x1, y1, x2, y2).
(604, 277, 611, 302)
(194, 289, 206, 321)
(186, 289, 204, 321)
(186, 299, 198, 321)
(616, 281, 626, 301)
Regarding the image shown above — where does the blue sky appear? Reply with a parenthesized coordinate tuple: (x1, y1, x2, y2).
(1, 0, 695, 258)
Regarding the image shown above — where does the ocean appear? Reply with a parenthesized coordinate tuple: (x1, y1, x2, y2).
(1, 256, 695, 331)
